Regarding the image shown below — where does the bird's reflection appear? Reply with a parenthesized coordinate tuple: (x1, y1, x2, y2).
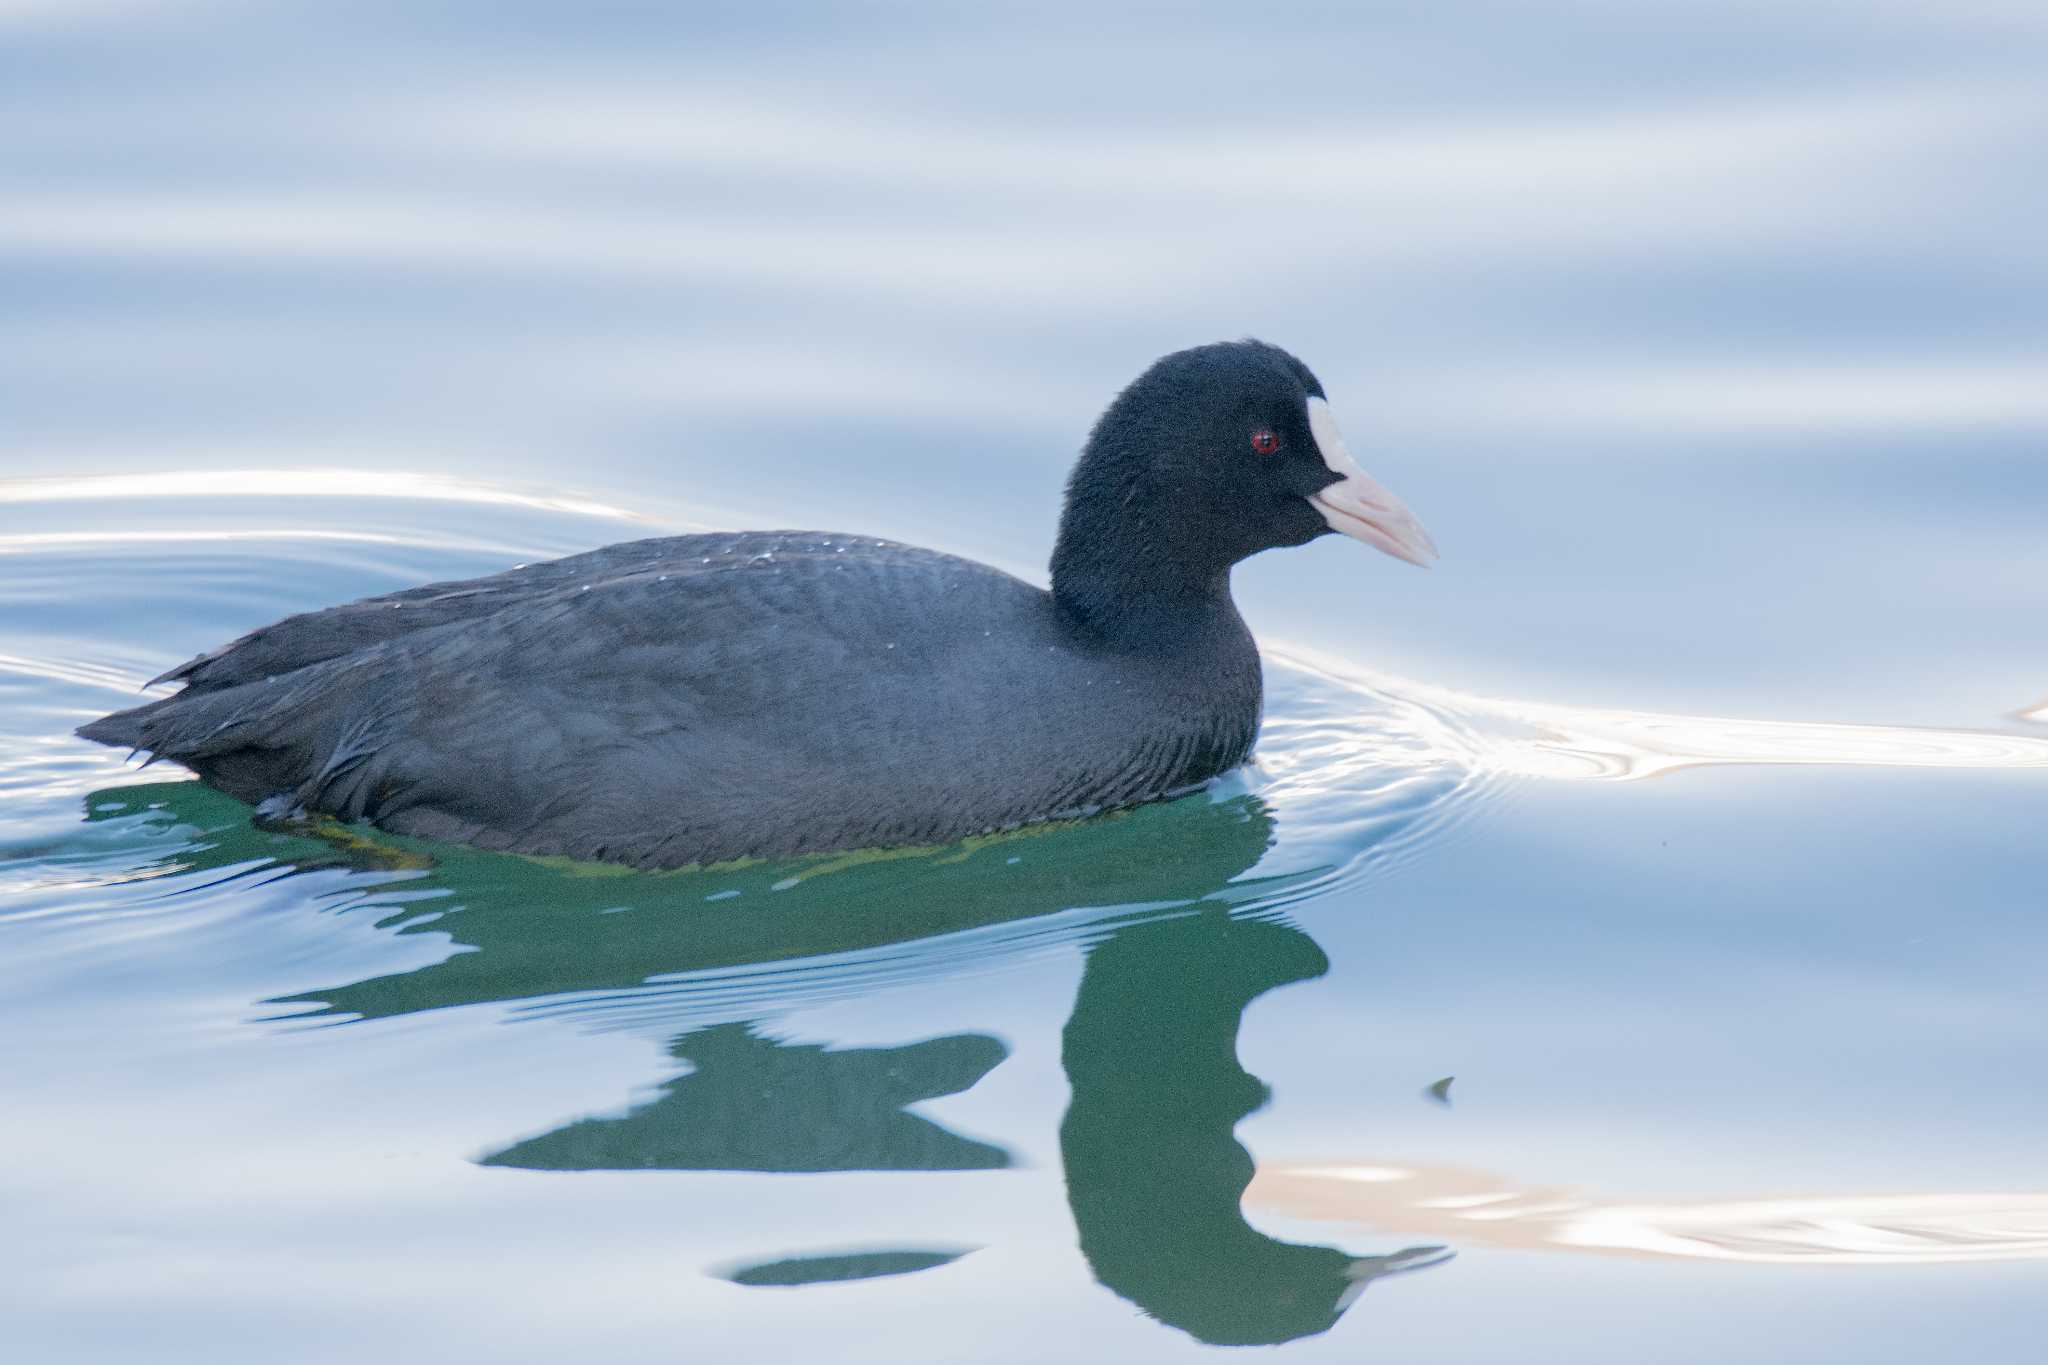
(1063, 910, 1447, 1345)
(250, 787, 1291, 1023)
(483, 1023, 1009, 1172)
(85, 779, 1447, 1344)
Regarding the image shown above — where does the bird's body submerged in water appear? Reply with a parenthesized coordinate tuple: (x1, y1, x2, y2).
(79, 341, 1436, 868)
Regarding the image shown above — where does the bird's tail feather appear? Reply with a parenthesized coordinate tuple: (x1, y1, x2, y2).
(76, 676, 325, 805)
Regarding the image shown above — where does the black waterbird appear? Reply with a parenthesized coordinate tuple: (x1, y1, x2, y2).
(78, 340, 1435, 867)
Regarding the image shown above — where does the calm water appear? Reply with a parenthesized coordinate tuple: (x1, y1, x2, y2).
(6, 2, 2048, 1360)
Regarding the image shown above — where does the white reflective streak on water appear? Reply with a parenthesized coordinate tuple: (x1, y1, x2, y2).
(1251, 1161, 2048, 1265)
(1273, 650, 2048, 782)
(0, 469, 653, 521)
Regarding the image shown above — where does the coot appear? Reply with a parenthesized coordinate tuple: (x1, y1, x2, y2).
(79, 340, 1435, 867)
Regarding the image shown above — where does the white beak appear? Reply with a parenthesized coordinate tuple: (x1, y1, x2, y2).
(1306, 397, 1438, 568)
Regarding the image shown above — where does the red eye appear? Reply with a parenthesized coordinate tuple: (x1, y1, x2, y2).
(1250, 429, 1281, 454)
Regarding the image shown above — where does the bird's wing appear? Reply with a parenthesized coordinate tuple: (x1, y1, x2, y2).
(148, 530, 884, 694)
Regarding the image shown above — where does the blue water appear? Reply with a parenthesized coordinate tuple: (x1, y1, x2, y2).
(6, 3, 2048, 1360)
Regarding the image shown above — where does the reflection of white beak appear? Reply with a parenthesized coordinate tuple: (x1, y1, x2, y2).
(1306, 397, 1438, 568)
(1335, 1244, 1455, 1311)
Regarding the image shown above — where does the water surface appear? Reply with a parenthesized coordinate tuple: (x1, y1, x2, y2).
(6, 481, 2047, 1362)
(6, 2, 2048, 1359)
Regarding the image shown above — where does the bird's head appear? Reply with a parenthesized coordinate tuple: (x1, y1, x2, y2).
(1055, 340, 1436, 597)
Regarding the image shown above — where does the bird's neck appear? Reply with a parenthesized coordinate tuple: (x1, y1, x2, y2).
(1050, 552, 1248, 655)
(1049, 437, 1250, 651)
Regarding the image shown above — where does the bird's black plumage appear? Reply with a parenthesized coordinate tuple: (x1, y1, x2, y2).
(78, 340, 1432, 868)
